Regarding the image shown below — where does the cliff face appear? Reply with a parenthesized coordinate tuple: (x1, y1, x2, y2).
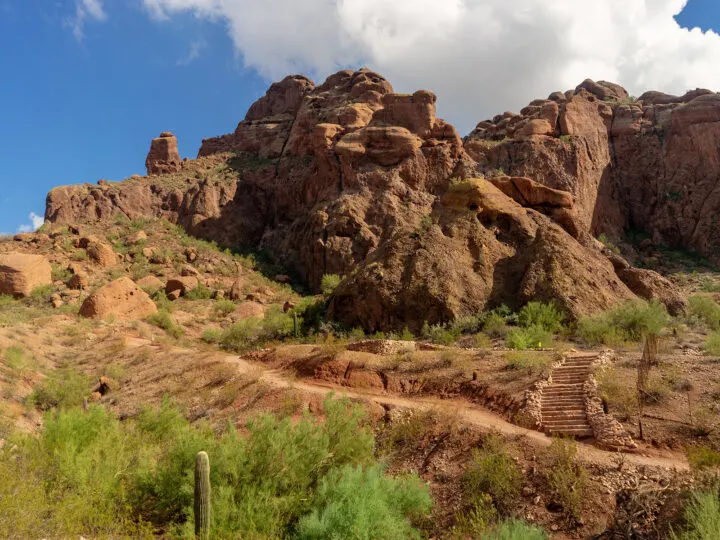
(464, 80, 720, 259)
(45, 71, 698, 330)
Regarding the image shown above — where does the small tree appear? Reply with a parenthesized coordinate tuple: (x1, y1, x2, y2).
(637, 334, 658, 440)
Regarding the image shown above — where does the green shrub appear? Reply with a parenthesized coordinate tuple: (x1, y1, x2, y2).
(51, 264, 72, 282)
(687, 446, 720, 470)
(462, 435, 522, 515)
(201, 328, 222, 344)
(578, 300, 668, 345)
(474, 332, 492, 349)
(481, 519, 549, 539)
(152, 290, 174, 312)
(705, 332, 720, 356)
(451, 314, 483, 335)
(598, 233, 621, 255)
(29, 370, 91, 411)
(30, 284, 54, 300)
(212, 299, 236, 319)
(504, 352, 552, 378)
(453, 493, 498, 537)
(147, 310, 184, 338)
(505, 325, 553, 350)
(295, 464, 431, 539)
(483, 313, 508, 337)
(517, 302, 564, 333)
(421, 322, 461, 346)
(543, 438, 587, 522)
(220, 317, 264, 351)
(184, 283, 214, 300)
(399, 327, 415, 341)
(689, 295, 720, 330)
(321, 274, 342, 295)
(672, 492, 720, 539)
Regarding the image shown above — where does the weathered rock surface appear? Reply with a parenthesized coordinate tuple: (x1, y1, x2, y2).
(79, 277, 157, 321)
(146, 132, 181, 175)
(87, 242, 117, 267)
(44, 71, 695, 330)
(0, 253, 52, 297)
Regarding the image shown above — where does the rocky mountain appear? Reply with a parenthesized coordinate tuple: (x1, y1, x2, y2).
(44, 69, 711, 331)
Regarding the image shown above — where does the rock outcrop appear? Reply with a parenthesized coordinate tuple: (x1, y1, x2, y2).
(0, 253, 52, 297)
(79, 277, 157, 321)
(45, 71, 697, 330)
(146, 132, 181, 175)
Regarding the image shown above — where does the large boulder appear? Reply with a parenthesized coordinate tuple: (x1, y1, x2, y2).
(0, 253, 52, 297)
(146, 132, 181, 175)
(616, 267, 687, 316)
(87, 242, 117, 267)
(79, 277, 158, 321)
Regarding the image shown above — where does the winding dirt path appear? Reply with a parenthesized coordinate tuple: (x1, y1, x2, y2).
(223, 354, 689, 471)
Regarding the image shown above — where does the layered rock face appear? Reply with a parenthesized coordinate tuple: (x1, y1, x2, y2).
(465, 80, 720, 261)
(45, 71, 697, 330)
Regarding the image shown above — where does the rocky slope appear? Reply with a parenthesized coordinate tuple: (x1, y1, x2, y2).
(44, 70, 698, 330)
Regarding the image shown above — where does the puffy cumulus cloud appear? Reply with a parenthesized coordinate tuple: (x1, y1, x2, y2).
(17, 213, 45, 234)
(142, 0, 720, 133)
(69, 0, 107, 41)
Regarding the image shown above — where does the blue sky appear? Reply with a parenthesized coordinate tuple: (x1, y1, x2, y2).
(0, 0, 719, 235)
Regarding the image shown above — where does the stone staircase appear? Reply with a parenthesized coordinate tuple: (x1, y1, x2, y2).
(541, 355, 597, 438)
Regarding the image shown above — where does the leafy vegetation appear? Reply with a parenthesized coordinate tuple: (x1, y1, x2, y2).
(578, 300, 669, 345)
(481, 519, 549, 539)
(688, 295, 720, 330)
(505, 325, 553, 350)
(517, 302, 565, 333)
(504, 351, 552, 378)
(320, 274, 342, 296)
(28, 369, 91, 411)
(687, 446, 720, 471)
(219, 306, 296, 352)
(147, 310, 184, 339)
(543, 438, 588, 522)
(705, 332, 720, 356)
(672, 492, 720, 540)
(0, 396, 430, 538)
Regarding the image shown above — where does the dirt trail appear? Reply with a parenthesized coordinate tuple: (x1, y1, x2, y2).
(222, 354, 689, 471)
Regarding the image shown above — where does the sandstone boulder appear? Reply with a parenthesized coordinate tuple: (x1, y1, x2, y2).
(135, 275, 163, 292)
(79, 277, 157, 321)
(67, 271, 89, 290)
(87, 242, 117, 267)
(146, 132, 181, 175)
(616, 267, 687, 316)
(0, 253, 52, 297)
(165, 276, 199, 297)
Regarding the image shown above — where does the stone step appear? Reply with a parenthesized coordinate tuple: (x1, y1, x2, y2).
(542, 405, 585, 412)
(542, 393, 585, 399)
(543, 420, 590, 428)
(545, 423, 592, 431)
(542, 411, 587, 422)
(546, 428, 594, 438)
(542, 397, 585, 403)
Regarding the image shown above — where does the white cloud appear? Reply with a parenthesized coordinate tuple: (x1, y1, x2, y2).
(68, 0, 107, 41)
(140, 0, 720, 133)
(17, 212, 45, 234)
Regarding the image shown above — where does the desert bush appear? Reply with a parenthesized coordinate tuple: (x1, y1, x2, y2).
(453, 493, 498, 537)
(147, 310, 184, 338)
(518, 302, 564, 333)
(295, 464, 431, 539)
(481, 519, 549, 539)
(451, 314, 483, 334)
(1, 395, 425, 538)
(4, 346, 25, 370)
(688, 295, 720, 330)
(640, 376, 671, 405)
(543, 438, 588, 522)
(474, 332, 492, 349)
(505, 325, 553, 350)
(671, 492, 720, 539)
(152, 290, 174, 312)
(578, 300, 668, 345)
(320, 274, 341, 295)
(705, 332, 720, 356)
(29, 369, 91, 411)
(462, 434, 522, 515)
(483, 312, 508, 337)
(212, 299, 236, 319)
(201, 328, 222, 344)
(51, 264, 72, 282)
(687, 446, 720, 470)
(504, 351, 552, 378)
(690, 407, 719, 437)
(219, 307, 296, 352)
(597, 367, 638, 421)
(184, 283, 214, 300)
(421, 322, 461, 346)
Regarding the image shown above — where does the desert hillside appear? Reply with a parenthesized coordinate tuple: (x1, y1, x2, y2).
(1, 70, 720, 538)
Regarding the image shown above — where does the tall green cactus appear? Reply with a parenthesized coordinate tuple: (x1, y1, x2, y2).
(194, 451, 211, 540)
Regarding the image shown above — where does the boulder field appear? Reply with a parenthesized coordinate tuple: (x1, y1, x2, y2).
(43, 69, 711, 331)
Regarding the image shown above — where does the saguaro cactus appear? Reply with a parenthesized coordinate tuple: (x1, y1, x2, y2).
(194, 451, 211, 540)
